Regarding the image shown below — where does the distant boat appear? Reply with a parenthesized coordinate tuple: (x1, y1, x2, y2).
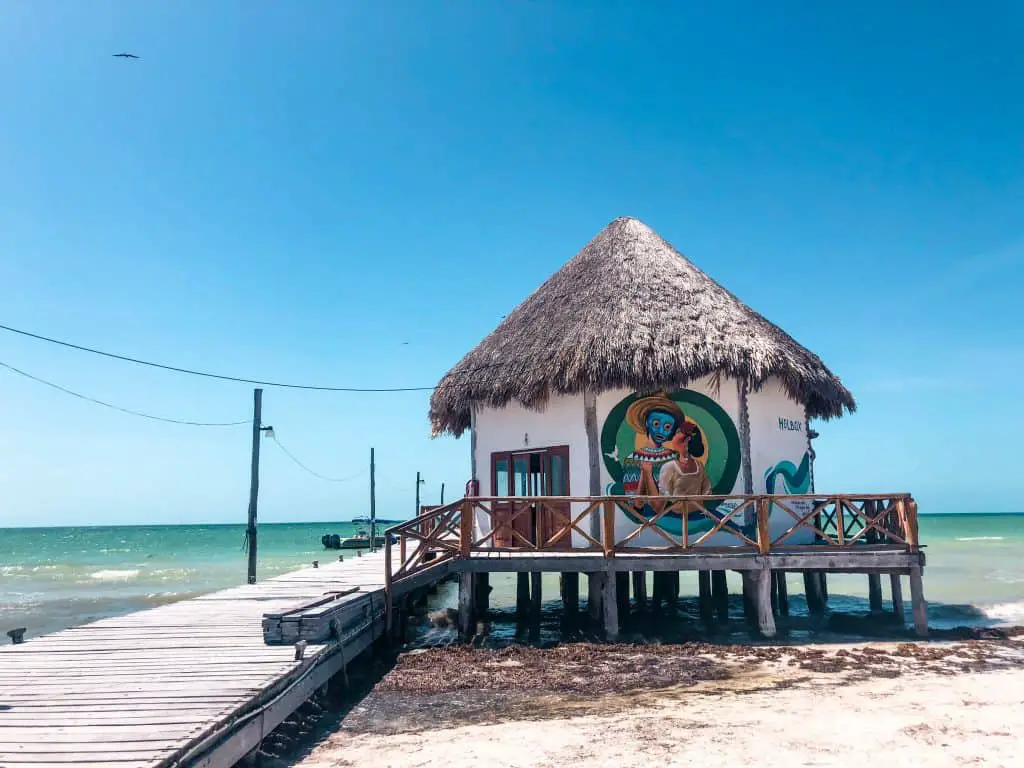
(350, 516, 402, 525)
(321, 529, 395, 550)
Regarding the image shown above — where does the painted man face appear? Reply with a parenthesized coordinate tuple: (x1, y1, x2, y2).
(645, 409, 678, 447)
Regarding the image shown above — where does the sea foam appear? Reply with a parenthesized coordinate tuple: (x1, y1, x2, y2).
(89, 569, 141, 581)
(981, 601, 1024, 624)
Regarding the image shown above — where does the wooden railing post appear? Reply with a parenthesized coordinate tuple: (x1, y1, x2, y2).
(399, 533, 407, 566)
(756, 497, 771, 555)
(905, 498, 920, 552)
(460, 499, 473, 557)
(602, 499, 616, 557)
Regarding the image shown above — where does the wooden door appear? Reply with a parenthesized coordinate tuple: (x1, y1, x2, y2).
(491, 446, 570, 549)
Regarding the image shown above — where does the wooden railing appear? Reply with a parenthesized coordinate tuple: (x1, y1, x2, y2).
(385, 494, 919, 585)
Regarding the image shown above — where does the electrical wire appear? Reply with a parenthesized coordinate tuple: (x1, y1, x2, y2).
(268, 434, 365, 483)
(0, 360, 250, 427)
(0, 322, 501, 392)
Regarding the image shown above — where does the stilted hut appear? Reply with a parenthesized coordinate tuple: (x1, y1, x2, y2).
(386, 217, 926, 640)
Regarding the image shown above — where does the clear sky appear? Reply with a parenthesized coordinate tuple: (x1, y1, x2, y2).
(1, 2, 1021, 526)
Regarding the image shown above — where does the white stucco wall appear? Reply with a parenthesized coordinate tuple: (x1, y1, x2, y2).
(747, 378, 816, 544)
(469, 375, 817, 549)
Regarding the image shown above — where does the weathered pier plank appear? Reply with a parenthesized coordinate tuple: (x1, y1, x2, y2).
(0, 554, 402, 768)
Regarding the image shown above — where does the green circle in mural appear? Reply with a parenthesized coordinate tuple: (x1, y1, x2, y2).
(601, 389, 741, 536)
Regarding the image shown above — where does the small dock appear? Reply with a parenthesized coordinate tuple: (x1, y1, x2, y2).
(0, 552, 446, 768)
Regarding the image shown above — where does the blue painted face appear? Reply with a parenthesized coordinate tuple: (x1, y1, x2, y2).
(645, 409, 678, 447)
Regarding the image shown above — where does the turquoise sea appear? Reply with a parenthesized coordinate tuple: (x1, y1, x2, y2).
(2, 514, 1023, 640)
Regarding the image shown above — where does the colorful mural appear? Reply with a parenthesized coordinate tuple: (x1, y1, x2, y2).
(601, 390, 741, 536)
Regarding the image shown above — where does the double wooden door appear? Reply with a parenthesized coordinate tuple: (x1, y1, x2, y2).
(491, 446, 571, 549)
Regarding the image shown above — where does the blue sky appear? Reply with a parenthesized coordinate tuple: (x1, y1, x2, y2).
(1, 2, 1021, 526)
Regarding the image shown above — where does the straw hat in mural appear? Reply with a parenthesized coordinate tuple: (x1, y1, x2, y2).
(624, 392, 685, 436)
(430, 216, 855, 436)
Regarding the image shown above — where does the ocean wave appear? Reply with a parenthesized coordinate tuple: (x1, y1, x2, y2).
(89, 569, 140, 581)
(0, 565, 24, 575)
(954, 536, 1006, 542)
(981, 602, 1024, 624)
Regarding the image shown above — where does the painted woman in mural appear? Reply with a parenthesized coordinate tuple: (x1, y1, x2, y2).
(658, 421, 712, 496)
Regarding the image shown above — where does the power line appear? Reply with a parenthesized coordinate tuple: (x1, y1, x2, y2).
(0, 361, 249, 427)
(0, 322, 473, 392)
(268, 435, 365, 483)
(0, 321, 507, 392)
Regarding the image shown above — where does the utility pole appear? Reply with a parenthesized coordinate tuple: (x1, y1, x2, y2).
(246, 388, 263, 585)
(369, 447, 377, 552)
(415, 471, 423, 520)
(440, 482, 445, 506)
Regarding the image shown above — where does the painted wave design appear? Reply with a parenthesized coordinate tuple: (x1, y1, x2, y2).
(765, 452, 811, 495)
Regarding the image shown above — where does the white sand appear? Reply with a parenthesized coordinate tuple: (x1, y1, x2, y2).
(291, 663, 1024, 768)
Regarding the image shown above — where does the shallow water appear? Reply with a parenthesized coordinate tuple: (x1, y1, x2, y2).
(1, 514, 1022, 640)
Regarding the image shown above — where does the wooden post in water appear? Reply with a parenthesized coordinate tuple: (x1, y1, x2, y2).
(530, 571, 543, 624)
(632, 572, 647, 611)
(615, 572, 629, 619)
(711, 570, 729, 621)
(774, 572, 789, 616)
(909, 565, 928, 637)
(803, 571, 826, 615)
(561, 573, 579, 617)
(588, 572, 605, 620)
(890, 573, 905, 623)
(458, 571, 475, 641)
(516, 573, 531, 617)
(741, 572, 757, 625)
(698, 570, 713, 624)
(602, 570, 619, 640)
(753, 569, 776, 638)
(868, 574, 884, 614)
(369, 448, 377, 553)
(651, 572, 665, 612)
(475, 573, 490, 617)
(666, 571, 680, 612)
(246, 388, 263, 585)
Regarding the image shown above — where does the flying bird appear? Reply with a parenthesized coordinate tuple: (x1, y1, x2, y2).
(113, 52, 140, 59)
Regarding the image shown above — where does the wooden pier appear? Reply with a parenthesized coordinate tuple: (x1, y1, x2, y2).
(0, 552, 445, 768)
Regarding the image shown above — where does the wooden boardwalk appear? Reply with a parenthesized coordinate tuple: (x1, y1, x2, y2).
(0, 553, 399, 768)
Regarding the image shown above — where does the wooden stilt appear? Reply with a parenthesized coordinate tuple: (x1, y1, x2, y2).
(711, 570, 729, 621)
(909, 566, 928, 637)
(560, 572, 580, 617)
(516, 572, 530, 618)
(770, 573, 779, 615)
(698, 570, 713, 624)
(868, 573, 884, 615)
(631, 571, 647, 611)
(530, 571, 543, 622)
(666, 571, 680, 612)
(650, 572, 662, 612)
(615, 572, 630, 619)
(742, 572, 757, 625)
(803, 571, 826, 616)
(754, 569, 776, 638)
(819, 571, 829, 603)
(458, 572, 475, 641)
(588, 572, 603, 620)
(775, 571, 789, 617)
(602, 570, 619, 640)
(890, 573, 905, 623)
(475, 573, 490, 618)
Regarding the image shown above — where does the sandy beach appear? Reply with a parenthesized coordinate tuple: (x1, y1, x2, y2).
(266, 634, 1024, 768)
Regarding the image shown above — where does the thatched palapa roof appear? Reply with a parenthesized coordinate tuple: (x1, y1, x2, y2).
(430, 217, 855, 436)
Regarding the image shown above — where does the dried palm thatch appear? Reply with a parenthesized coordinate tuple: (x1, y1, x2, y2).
(430, 217, 855, 436)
